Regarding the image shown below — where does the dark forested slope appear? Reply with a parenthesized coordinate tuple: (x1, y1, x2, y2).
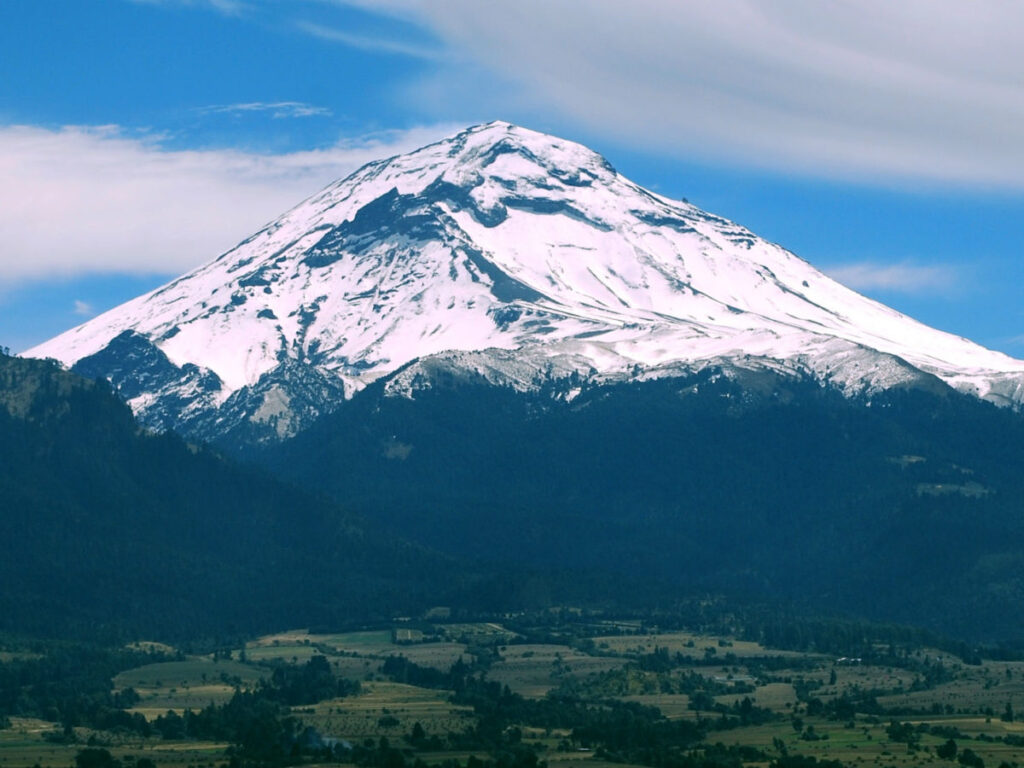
(0, 353, 471, 639)
(259, 368, 1024, 642)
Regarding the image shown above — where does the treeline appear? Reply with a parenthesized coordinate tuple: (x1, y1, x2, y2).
(109, 656, 360, 741)
(552, 649, 756, 705)
(516, 604, 1014, 665)
(25, 656, 360, 767)
(742, 614, 991, 666)
(153, 690, 304, 760)
(0, 643, 171, 729)
(0, 648, 362, 763)
(380, 655, 776, 768)
(631, 605, 1000, 665)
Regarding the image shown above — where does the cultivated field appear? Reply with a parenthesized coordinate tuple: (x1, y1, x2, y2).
(5, 619, 1024, 768)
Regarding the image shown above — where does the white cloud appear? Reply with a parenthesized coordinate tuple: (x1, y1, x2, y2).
(199, 101, 332, 118)
(0, 123, 460, 286)
(72, 300, 95, 317)
(330, 0, 1024, 188)
(824, 262, 960, 295)
(127, 0, 249, 16)
(294, 20, 445, 60)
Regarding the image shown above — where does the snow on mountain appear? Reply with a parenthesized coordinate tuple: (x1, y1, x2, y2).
(25, 121, 1024, 442)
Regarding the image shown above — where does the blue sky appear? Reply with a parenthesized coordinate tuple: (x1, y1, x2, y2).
(3, 0, 1024, 355)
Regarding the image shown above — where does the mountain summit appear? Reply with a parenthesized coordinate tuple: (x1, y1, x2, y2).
(27, 121, 1024, 443)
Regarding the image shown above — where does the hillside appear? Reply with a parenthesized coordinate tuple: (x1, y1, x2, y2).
(0, 352, 472, 639)
(259, 367, 1024, 642)
(16, 122, 1024, 643)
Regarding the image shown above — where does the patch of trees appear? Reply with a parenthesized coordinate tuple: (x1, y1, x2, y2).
(73, 748, 156, 768)
(0, 643, 170, 730)
(769, 757, 845, 768)
(380, 655, 470, 689)
(134, 657, 357, 766)
(259, 655, 359, 706)
(348, 741, 545, 768)
(154, 689, 305, 761)
(151, 656, 358, 743)
(554, 662, 754, 703)
(380, 655, 774, 767)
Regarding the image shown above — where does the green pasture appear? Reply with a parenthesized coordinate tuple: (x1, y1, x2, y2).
(591, 631, 812, 660)
(717, 716, 1024, 768)
(297, 680, 474, 741)
(488, 643, 625, 698)
(114, 658, 263, 715)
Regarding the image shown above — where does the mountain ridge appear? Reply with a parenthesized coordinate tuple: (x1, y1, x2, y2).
(26, 121, 1024, 445)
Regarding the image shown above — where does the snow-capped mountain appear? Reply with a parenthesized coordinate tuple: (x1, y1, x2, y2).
(26, 121, 1024, 443)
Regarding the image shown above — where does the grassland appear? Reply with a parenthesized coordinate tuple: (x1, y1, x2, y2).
(115, 659, 263, 717)
(298, 681, 475, 740)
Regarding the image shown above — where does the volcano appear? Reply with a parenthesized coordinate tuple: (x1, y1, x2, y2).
(27, 121, 1024, 444)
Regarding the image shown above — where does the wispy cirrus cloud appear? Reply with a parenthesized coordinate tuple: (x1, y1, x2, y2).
(294, 20, 445, 60)
(123, 0, 1024, 188)
(199, 101, 332, 118)
(0, 122, 461, 286)
(127, 0, 249, 16)
(327, 0, 1024, 189)
(72, 300, 95, 317)
(824, 262, 962, 295)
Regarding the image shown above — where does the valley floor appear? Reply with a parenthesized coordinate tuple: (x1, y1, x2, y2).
(5, 615, 1024, 768)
